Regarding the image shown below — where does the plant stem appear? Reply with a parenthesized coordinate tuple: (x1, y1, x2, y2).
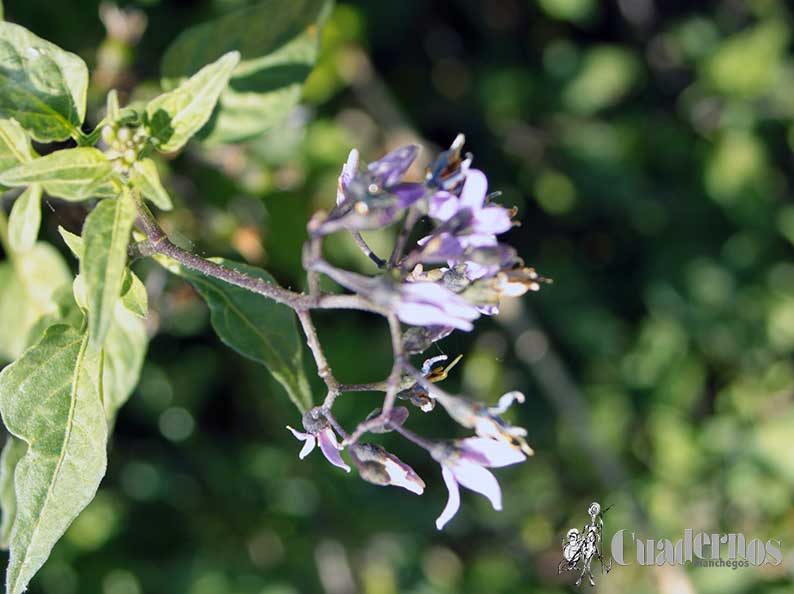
(350, 231, 385, 268)
(133, 193, 380, 314)
(388, 206, 419, 269)
(296, 309, 339, 405)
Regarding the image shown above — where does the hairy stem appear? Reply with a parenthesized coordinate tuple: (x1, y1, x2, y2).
(388, 206, 419, 269)
(296, 309, 339, 405)
(133, 193, 380, 314)
(351, 231, 385, 268)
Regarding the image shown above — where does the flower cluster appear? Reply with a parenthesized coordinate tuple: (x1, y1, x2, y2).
(289, 136, 547, 529)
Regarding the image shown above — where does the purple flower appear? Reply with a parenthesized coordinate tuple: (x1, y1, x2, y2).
(336, 148, 359, 206)
(395, 282, 480, 331)
(367, 144, 420, 188)
(432, 437, 526, 530)
(310, 261, 480, 331)
(432, 390, 534, 456)
(286, 408, 350, 472)
(428, 169, 513, 239)
(312, 145, 426, 236)
(351, 443, 425, 495)
(426, 133, 471, 191)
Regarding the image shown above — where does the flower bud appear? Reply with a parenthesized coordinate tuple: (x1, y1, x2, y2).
(364, 406, 409, 433)
(350, 443, 425, 494)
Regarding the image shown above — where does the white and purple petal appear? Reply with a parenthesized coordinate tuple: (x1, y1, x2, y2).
(436, 466, 462, 530)
(449, 459, 503, 511)
(287, 425, 317, 459)
(336, 148, 359, 206)
(317, 427, 351, 472)
(459, 437, 526, 468)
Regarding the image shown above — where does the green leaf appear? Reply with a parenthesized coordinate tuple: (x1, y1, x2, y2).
(0, 148, 113, 202)
(24, 284, 85, 349)
(161, 0, 330, 145)
(130, 158, 173, 210)
(102, 303, 147, 422)
(0, 119, 37, 191)
(58, 225, 84, 259)
(165, 257, 312, 412)
(0, 242, 71, 361)
(0, 324, 106, 594)
(120, 269, 148, 318)
(0, 437, 26, 549)
(82, 193, 137, 349)
(0, 22, 88, 142)
(20, 283, 147, 424)
(106, 89, 120, 122)
(145, 51, 240, 153)
(7, 184, 42, 252)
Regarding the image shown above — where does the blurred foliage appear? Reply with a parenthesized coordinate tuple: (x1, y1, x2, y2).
(1, 0, 794, 593)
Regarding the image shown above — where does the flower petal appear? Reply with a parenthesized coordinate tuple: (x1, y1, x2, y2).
(472, 206, 512, 235)
(299, 435, 316, 459)
(368, 144, 419, 187)
(436, 466, 461, 530)
(459, 169, 488, 210)
(459, 437, 526, 468)
(318, 427, 351, 473)
(336, 148, 359, 206)
(383, 457, 425, 495)
(396, 301, 474, 331)
(287, 425, 311, 441)
(451, 459, 503, 511)
(421, 354, 449, 375)
(429, 191, 459, 222)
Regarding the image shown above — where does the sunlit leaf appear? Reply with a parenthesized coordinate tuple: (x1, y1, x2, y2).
(120, 269, 148, 318)
(0, 119, 36, 191)
(160, 0, 331, 144)
(0, 22, 88, 142)
(145, 51, 240, 153)
(102, 303, 147, 422)
(58, 225, 84, 259)
(0, 325, 106, 594)
(0, 437, 25, 549)
(130, 158, 173, 211)
(7, 184, 41, 253)
(0, 148, 113, 202)
(82, 193, 137, 348)
(0, 242, 71, 361)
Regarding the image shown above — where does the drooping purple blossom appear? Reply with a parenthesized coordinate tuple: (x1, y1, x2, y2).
(286, 407, 350, 472)
(395, 281, 480, 330)
(432, 437, 526, 530)
(351, 443, 425, 495)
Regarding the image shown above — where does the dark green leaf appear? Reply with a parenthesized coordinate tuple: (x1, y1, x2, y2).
(165, 257, 312, 412)
(160, 0, 330, 144)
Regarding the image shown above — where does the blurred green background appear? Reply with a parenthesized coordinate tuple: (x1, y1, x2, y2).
(2, 0, 794, 593)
